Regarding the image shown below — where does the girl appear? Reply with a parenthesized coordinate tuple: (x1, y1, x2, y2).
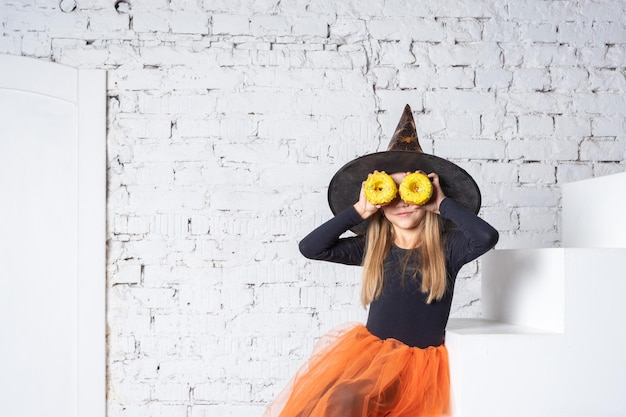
(263, 105, 499, 417)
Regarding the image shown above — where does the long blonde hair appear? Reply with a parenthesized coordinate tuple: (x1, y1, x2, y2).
(361, 211, 446, 306)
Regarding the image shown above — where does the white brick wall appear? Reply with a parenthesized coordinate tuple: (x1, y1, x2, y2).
(3, 0, 625, 415)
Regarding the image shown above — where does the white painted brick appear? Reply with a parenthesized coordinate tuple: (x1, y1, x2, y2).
(291, 17, 329, 37)
(111, 403, 188, 417)
(519, 208, 558, 231)
(500, 46, 524, 68)
(593, 21, 626, 44)
(111, 261, 143, 285)
(212, 14, 251, 35)
(550, 67, 589, 91)
(518, 115, 554, 136)
(429, 43, 501, 67)
(507, 0, 578, 22)
(557, 21, 592, 46)
(589, 68, 626, 93)
(4, 8, 47, 32)
(136, 45, 201, 67)
(498, 230, 561, 249)
(193, 380, 250, 402)
(475, 68, 513, 90)
(116, 116, 172, 140)
(580, 1, 625, 21)
(481, 208, 519, 232)
(329, 18, 368, 43)
(108, 334, 138, 359)
(132, 11, 170, 32)
(603, 45, 626, 70)
(305, 49, 367, 69)
(378, 41, 416, 66)
(480, 112, 517, 140)
(169, 12, 209, 34)
(230, 312, 317, 336)
(555, 115, 591, 137)
(577, 46, 611, 69)
(500, 92, 568, 115)
(126, 286, 179, 309)
(480, 162, 518, 183)
(306, 0, 382, 17)
(152, 313, 226, 336)
(511, 68, 551, 92)
(507, 138, 579, 161)
(445, 18, 483, 43)
(109, 69, 161, 91)
(247, 68, 326, 89)
(483, 19, 518, 43)
(396, 66, 435, 90)
(436, 0, 507, 18)
(443, 113, 481, 137)
(190, 404, 265, 417)
(137, 93, 217, 116)
(519, 163, 556, 185)
(108, 379, 152, 404)
(153, 382, 191, 401)
(128, 143, 214, 164)
(216, 91, 298, 114)
(20, 32, 51, 58)
(107, 310, 152, 335)
(303, 91, 373, 117)
(370, 18, 444, 42)
(593, 163, 626, 177)
(108, 356, 161, 383)
(118, 240, 170, 264)
(500, 185, 561, 208)
(580, 138, 626, 161)
(44, 10, 89, 36)
(88, 11, 130, 32)
(250, 15, 291, 37)
(436, 67, 476, 89)
(434, 139, 506, 160)
(556, 163, 593, 184)
(369, 67, 396, 90)
(0, 31, 20, 54)
(523, 44, 578, 68)
(124, 164, 175, 186)
(424, 90, 496, 112)
(477, 181, 501, 207)
(450, 275, 480, 315)
(104, 44, 144, 68)
(54, 44, 110, 67)
(175, 119, 218, 139)
(521, 22, 557, 43)
(591, 116, 626, 137)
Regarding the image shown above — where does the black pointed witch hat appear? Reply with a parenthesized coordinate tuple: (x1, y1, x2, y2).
(327, 104, 482, 235)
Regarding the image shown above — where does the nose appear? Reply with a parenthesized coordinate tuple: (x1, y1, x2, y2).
(391, 196, 408, 207)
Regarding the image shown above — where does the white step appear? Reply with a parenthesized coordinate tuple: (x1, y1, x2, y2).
(562, 171, 626, 248)
(446, 248, 626, 417)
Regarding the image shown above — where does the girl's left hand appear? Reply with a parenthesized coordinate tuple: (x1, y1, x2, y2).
(421, 171, 446, 214)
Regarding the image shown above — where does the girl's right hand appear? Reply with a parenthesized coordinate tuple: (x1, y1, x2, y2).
(353, 176, 381, 220)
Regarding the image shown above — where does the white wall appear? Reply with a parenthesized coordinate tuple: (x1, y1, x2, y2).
(2, 0, 626, 415)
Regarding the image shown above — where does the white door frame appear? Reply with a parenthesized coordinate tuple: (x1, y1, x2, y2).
(0, 54, 106, 417)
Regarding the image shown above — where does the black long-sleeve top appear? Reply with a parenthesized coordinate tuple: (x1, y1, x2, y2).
(299, 198, 499, 348)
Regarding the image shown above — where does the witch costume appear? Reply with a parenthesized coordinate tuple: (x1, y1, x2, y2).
(263, 105, 499, 417)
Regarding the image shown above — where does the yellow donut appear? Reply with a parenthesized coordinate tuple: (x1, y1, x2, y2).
(399, 172, 433, 205)
(364, 172, 398, 205)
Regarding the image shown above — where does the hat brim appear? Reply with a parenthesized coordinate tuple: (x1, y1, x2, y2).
(327, 151, 482, 235)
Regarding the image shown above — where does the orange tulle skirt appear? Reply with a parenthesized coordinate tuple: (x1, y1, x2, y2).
(263, 324, 450, 417)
